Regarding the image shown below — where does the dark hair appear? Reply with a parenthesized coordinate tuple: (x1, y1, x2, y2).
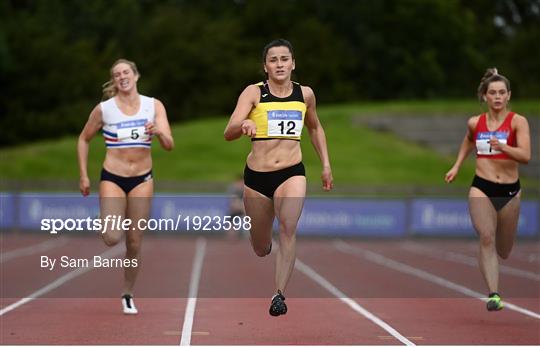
(262, 39, 294, 62)
(477, 67, 511, 102)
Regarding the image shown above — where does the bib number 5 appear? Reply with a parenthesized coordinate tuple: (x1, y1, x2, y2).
(131, 128, 140, 140)
(116, 119, 149, 142)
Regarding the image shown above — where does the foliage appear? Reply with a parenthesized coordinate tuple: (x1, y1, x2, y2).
(1, 0, 538, 146)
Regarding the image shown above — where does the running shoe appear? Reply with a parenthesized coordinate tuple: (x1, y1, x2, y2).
(486, 293, 503, 311)
(269, 290, 287, 316)
(122, 294, 138, 315)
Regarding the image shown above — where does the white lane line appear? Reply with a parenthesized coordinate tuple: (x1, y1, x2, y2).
(180, 237, 207, 346)
(335, 240, 540, 320)
(295, 258, 415, 346)
(1, 238, 69, 264)
(0, 244, 123, 316)
(400, 242, 540, 281)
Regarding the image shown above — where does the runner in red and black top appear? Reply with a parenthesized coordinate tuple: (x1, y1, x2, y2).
(445, 68, 531, 311)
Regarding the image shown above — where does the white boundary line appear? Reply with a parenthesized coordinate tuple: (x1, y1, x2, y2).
(0, 244, 123, 316)
(1, 238, 69, 264)
(400, 242, 540, 281)
(335, 240, 540, 320)
(295, 258, 415, 346)
(180, 237, 207, 346)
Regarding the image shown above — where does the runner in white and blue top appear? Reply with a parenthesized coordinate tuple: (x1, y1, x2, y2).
(77, 59, 174, 315)
(101, 95, 155, 148)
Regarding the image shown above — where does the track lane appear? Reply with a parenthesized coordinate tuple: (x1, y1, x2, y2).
(1, 235, 198, 344)
(190, 238, 411, 345)
(321, 239, 540, 345)
(1, 235, 538, 345)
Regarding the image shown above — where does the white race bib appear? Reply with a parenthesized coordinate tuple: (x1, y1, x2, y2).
(476, 131, 508, 155)
(267, 110, 302, 137)
(116, 119, 149, 142)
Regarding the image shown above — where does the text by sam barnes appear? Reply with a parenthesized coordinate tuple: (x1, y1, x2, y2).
(40, 256, 137, 271)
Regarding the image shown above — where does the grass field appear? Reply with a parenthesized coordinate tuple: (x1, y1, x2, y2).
(1, 100, 537, 193)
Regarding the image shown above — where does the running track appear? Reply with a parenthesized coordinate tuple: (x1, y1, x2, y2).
(1, 232, 539, 345)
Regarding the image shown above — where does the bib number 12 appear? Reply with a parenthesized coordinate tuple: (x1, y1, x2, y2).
(267, 110, 302, 137)
(278, 121, 296, 135)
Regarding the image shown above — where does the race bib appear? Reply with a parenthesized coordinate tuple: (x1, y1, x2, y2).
(116, 119, 149, 142)
(267, 110, 302, 137)
(476, 131, 508, 155)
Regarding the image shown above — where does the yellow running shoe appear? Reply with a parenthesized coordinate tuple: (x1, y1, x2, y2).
(486, 293, 503, 311)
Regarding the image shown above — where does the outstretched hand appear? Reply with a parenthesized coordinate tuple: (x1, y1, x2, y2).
(80, 176, 90, 196)
(445, 166, 459, 183)
(321, 167, 333, 191)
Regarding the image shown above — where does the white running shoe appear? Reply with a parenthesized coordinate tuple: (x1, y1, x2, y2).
(122, 294, 138, 315)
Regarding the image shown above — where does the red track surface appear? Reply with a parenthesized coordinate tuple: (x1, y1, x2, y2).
(1, 232, 539, 345)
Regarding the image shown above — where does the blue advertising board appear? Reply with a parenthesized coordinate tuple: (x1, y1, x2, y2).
(3, 192, 538, 237)
(18, 194, 99, 231)
(0, 193, 15, 230)
(410, 199, 539, 237)
(297, 199, 407, 236)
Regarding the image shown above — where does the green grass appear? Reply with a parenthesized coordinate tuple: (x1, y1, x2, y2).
(302, 111, 468, 186)
(1, 100, 537, 192)
(320, 98, 540, 116)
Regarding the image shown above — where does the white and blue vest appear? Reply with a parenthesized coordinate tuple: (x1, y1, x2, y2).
(101, 95, 155, 148)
